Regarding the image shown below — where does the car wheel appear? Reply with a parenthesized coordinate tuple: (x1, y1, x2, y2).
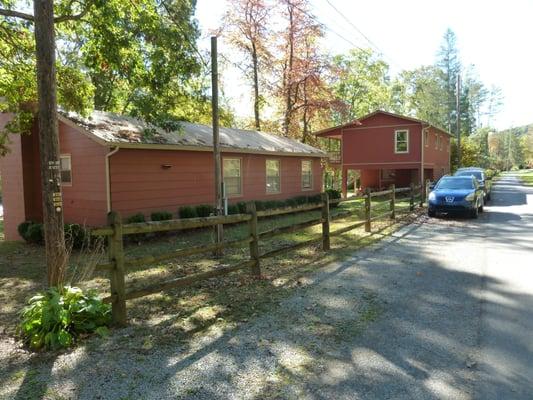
(486, 193, 491, 201)
(428, 209, 436, 218)
(479, 204, 484, 213)
(470, 207, 479, 219)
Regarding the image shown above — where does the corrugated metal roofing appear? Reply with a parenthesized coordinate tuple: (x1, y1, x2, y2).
(62, 110, 325, 157)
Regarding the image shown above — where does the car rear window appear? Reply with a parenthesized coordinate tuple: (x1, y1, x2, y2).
(455, 170, 483, 180)
(436, 177, 474, 190)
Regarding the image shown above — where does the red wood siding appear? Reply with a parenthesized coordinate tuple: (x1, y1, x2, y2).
(423, 126, 451, 179)
(110, 149, 323, 219)
(58, 122, 108, 227)
(0, 115, 26, 240)
(342, 113, 423, 169)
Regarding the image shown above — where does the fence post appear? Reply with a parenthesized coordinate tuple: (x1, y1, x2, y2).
(410, 182, 415, 211)
(107, 211, 127, 327)
(321, 192, 330, 251)
(364, 187, 371, 232)
(389, 184, 395, 220)
(246, 202, 261, 277)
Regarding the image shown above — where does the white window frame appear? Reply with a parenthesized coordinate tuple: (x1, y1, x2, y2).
(435, 133, 439, 150)
(223, 157, 242, 198)
(394, 129, 409, 154)
(301, 160, 313, 190)
(424, 131, 429, 147)
(60, 154, 72, 186)
(266, 159, 281, 194)
(439, 135, 443, 151)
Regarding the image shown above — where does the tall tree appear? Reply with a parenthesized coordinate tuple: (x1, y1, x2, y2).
(436, 28, 461, 134)
(220, 0, 270, 130)
(276, 0, 322, 138)
(0, 0, 96, 286)
(332, 48, 391, 123)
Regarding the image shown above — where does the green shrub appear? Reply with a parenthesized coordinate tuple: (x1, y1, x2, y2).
(19, 286, 110, 351)
(227, 204, 239, 215)
(294, 196, 308, 205)
(307, 194, 322, 204)
(286, 198, 298, 208)
(195, 204, 214, 218)
(236, 202, 247, 214)
(179, 206, 198, 219)
(64, 223, 88, 249)
(17, 221, 33, 241)
(26, 223, 44, 244)
(151, 211, 174, 221)
(254, 200, 266, 211)
(126, 213, 146, 224)
(326, 189, 341, 208)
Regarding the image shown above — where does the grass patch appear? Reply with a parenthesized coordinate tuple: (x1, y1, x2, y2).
(0, 194, 420, 346)
(517, 169, 533, 186)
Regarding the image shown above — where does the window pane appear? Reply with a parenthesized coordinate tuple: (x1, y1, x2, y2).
(223, 159, 241, 196)
(60, 155, 72, 184)
(395, 131, 408, 153)
(302, 160, 312, 189)
(266, 160, 280, 193)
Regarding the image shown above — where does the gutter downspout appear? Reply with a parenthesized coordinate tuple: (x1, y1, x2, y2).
(105, 146, 120, 213)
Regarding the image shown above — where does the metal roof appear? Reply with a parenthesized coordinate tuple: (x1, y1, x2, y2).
(61, 110, 325, 157)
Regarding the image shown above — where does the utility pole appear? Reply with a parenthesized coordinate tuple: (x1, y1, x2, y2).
(211, 36, 223, 256)
(34, 0, 67, 286)
(456, 74, 461, 169)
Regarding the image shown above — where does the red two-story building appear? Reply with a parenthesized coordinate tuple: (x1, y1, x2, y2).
(316, 110, 452, 196)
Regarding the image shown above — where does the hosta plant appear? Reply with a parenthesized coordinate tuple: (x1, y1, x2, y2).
(19, 286, 111, 351)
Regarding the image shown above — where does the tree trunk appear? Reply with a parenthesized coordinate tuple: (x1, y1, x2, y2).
(251, 42, 261, 131)
(34, 0, 68, 287)
(282, 3, 294, 137)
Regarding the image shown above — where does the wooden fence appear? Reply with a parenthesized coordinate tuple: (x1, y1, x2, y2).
(91, 184, 423, 326)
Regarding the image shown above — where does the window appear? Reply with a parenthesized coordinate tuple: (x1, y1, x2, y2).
(301, 160, 313, 190)
(60, 155, 72, 185)
(394, 130, 409, 153)
(424, 131, 429, 147)
(435, 134, 439, 150)
(440, 135, 443, 150)
(266, 159, 281, 194)
(223, 158, 242, 197)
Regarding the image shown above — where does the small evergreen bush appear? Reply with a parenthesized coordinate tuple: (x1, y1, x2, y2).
(64, 223, 88, 249)
(236, 202, 247, 213)
(19, 286, 111, 351)
(17, 221, 33, 241)
(307, 194, 322, 204)
(151, 211, 174, 221)
(26, 223, 44, 244)
(179, 206, 198, 219)
(126, 213, 146, 224)
(195, 204, 214, 218)
(227, 204, 239, 215)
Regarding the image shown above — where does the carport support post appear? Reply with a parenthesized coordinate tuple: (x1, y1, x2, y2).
(410, 182, 415, 211)
(321, 192, 330, 251)
(246, 202, 261, 277)
(389, 184, 396, 220)
(364, 187, 372, 232)
(107, 211, 127, 326)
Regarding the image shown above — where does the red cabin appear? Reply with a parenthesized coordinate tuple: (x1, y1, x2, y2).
(316, 110, 452, 196)
(0, 111, 325, 241)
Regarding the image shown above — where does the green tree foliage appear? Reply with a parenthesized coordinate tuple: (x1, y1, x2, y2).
(436, 28, 461, 134)
(0, 0, 234, 154)
(332, 49, 391, 123)
(393, 65, 447, 129)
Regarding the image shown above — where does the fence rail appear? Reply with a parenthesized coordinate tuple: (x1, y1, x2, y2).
(92, 183, 424, 326)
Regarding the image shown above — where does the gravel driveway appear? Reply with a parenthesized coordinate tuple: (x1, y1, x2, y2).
(1, 174, 532, 399)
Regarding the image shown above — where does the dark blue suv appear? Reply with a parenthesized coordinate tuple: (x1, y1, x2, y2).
(428, 176, 484, 218)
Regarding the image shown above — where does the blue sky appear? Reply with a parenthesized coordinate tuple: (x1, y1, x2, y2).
(196, 0, 533, 130)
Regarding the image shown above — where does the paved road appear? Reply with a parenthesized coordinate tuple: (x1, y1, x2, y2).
(475, 174, 533, 399)
(3, 175, 532, 399)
